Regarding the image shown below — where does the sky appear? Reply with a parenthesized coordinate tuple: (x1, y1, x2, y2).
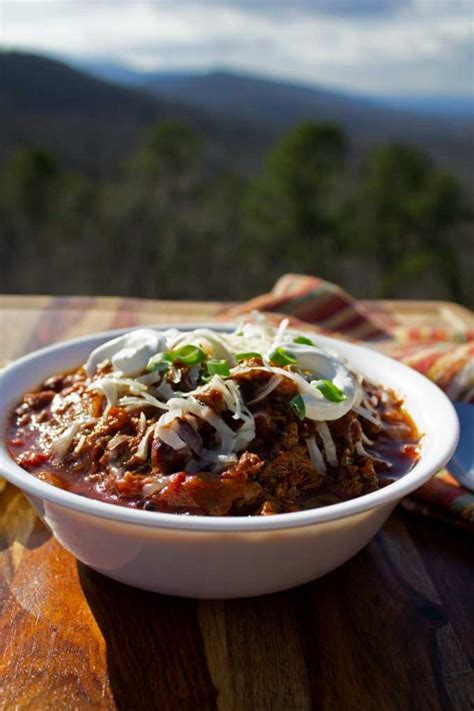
(2, 0, 473, 96)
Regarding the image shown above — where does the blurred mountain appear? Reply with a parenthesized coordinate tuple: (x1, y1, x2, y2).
(0, 52, 163, 173)
(375, 95, 473, 119)
(1, 51, 473, 187)
(0, 52, 269, 175)
(141, 71, 473, 185)
(81, 59, 474, 120)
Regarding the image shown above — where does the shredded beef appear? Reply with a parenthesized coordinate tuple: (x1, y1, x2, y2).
(7, 364, 420, 516)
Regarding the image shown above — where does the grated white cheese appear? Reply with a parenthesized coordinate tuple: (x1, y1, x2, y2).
(138, 411, 147, 434)
(119, 395, 167, 411)
(353, 405, 381, 427)
(142, 476, 172, 496)
(248, 375, 283, 405)
(106, 433, 130, 451)
(361, 430, 375, 446)
(135, 424, 156, 460)
(168, 397, 236, 452)
(269, 318, 289, 353)
(51, 422, 83, 459)
(306, 436, 327, 475)
(81, 316, 374, 468)
(225, 378, 244, 421)
(155, 411, 188, 450)
(73, 434, 87, 455)
(87, 378, 118, 413)
(316, 422, 338, 468)
(169, 328, 235, 363)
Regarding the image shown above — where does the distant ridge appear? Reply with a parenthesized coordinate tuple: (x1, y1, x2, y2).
(376, 94, 473, 119)
(0, 51, 269, 174)
(78, 58, 473, 121)
(1, 51, 473, 186)
(77, 58, 474, 186)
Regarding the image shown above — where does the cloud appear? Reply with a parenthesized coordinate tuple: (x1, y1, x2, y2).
(2, 0, 473, 95)
(160, 0, 414, 17)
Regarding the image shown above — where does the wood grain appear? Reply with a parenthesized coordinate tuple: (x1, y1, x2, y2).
(1, 295, 473, 711)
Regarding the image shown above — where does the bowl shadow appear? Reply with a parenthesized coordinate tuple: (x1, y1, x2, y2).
(77, 562, 218, 711)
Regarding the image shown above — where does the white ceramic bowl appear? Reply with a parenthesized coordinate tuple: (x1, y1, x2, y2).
(0, 325, 459, 598)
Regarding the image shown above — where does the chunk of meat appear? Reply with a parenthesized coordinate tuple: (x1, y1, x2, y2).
(24, 390, 55, 410)
(194, 388, 225, 414)
(332, 458, 379, 500)
(151, 439, 192, 475)
(258, 445, 324, 505)
(17, 451, 50, 469)
(153, 468, 263, 516)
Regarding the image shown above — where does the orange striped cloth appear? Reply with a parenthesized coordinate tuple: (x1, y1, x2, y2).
(222, 274, 474, 531)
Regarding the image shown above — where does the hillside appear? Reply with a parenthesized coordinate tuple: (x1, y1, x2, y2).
(376, 94, 473, 119)
(142, 71, 474, 187)
(78, 58, 474, 186)
(0, 52, 163, 173)
(0, 52, 270, 175)
(1, 52, 473, 187)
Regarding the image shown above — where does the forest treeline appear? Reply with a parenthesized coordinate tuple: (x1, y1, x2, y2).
(1, 120, 472, 305)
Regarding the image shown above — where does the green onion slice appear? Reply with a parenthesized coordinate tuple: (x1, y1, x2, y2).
(293, 335, 314, 346)
(290, 394, 306, 420)
(269, 347, 297, 366)
(235, 352, 263, 362)
(207, 359, 231, 377)
(170, 345, 207, 366)
(313, 379, 347, 403)
(145, 355, 170, 374)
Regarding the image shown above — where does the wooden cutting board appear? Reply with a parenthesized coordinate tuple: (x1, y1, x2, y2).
(1, 295, 473, 711)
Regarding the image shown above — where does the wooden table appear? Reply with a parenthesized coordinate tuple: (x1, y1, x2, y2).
(1, 295, 473, 711)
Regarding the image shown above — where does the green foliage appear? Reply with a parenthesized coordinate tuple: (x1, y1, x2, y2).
(243, 123, 348, 282)
(0, 147, 59, 222)
(0, 146, 99, 292)
(0, 122, 471, 305)
(130, 121, 203, 189)
(345, 143, 470, 299)
(264, 123, 347, 191)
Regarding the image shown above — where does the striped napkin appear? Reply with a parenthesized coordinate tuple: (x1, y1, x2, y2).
(221, 274, 474, 531)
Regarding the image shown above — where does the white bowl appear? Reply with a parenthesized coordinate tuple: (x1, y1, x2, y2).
(0, 325, 459, 598)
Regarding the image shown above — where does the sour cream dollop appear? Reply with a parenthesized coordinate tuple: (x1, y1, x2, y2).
(85, 329, 166, 377)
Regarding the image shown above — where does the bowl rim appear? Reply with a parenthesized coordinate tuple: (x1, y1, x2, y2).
(0, 323, 460, 532)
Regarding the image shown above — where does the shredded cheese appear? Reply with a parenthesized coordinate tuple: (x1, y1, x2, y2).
(135, 424, 156, 460)
(353, 405, 381, 427)
(142, 476, 172, 496)
(316, 422, 338, 468)
(306, 436, 327, 475)
(51, 422, 83, 459)
(248, 375, 283, 405)
(83, 316, 368, 468)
